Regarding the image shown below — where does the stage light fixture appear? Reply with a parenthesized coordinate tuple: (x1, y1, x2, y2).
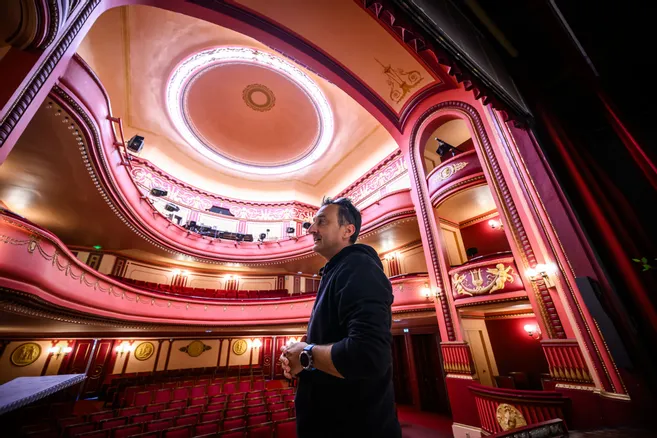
(259, 233, 267, 240)
(435, 138, 461, 157)
(286, 227, 295, 234)
(164, 203, 180, 212)
(150, 188, 168, 197)
(302, 222, 311, 230)
(126, 135, 144, 153)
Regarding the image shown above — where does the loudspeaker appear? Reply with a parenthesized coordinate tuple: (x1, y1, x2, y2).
(164, 203, 179, 212)
(127, 135, 145, 153)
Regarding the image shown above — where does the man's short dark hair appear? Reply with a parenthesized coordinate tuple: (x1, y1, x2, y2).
(322, 197, 362, 244)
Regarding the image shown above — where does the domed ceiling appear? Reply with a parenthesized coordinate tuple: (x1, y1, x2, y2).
(168, 47, 332, 174)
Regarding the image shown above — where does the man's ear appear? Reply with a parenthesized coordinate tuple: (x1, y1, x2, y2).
(344, 224, 355, 240)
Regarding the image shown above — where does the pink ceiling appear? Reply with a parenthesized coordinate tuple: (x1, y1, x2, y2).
(76, 6, 398, 205)
(184, 64, 319, 167)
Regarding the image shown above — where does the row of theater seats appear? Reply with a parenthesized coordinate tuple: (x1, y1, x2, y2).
(110, 277, 314, 301)
(24, 384, 296, 438)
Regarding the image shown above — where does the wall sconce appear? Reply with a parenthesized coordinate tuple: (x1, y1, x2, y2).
(524, 324, 542, 340)
(115, 343, 135, 356)
(48, 346, 73, 358)
(383, 251, 399, 260)
(421, 284, 442, 301)
(172, 269, 180, 276)
(252, 339, 262, 349)
(488, 219, 503, 230)
(526, 263, 557, 288)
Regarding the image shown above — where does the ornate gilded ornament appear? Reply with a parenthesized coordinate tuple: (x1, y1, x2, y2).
(134, 342, 155, 361)
(452, 264, 515, 297)
(437, 162, 468, 181)
(179, 340, 212, 358)
(496, 403, 527, 431)
(242, 83, 276, 112)
(10, 343, 41, 367)
(232, 339, 248, 356)
(376, 59, 424, 104)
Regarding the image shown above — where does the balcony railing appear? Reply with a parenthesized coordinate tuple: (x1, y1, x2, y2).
(448, 252, 525, 301)
(426, 150, 485, 205)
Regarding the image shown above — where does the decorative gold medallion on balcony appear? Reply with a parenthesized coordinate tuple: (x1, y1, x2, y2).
(10, 343, 41, 367)
(376, 59, 424, 104)
(232, 339, 248, 356)
(437, 162, 468, 181)
(452, 263, 515, 297)
(180, 340, 212, 357)
(134, 342, 155, 361)
(496, 403, 527, 431)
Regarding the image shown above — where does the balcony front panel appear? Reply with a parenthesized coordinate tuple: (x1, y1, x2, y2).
(427, 150, 485, 205)
(448, 253, 525, 302)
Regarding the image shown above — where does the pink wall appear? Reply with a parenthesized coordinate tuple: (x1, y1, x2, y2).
(485, 317, 549, 387)
(460, 215, 511, 257)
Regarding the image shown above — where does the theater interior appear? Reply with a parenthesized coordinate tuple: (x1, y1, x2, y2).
(0, 1, 655, 437)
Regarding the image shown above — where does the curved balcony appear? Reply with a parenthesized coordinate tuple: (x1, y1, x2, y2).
(427, 150, 485, 206)
(448, 252, 526, 303)
(389, 272, 436, 312)
(0, 211, 314, 326)
(52, 55, 416, 263)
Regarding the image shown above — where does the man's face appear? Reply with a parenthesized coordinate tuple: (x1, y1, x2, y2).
(307, 204, 354, 260)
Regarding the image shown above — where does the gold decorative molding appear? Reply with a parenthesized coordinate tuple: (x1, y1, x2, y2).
(232, 339, 248, 356)
(376, 59, 424, 104)
(452, 264, 515, 296)
(436, 162, 468, 181)
(179, 340, 211, 357)
(134, 342, 155, 361)
(496, 403, 527, 431)
(10, 343, 41, 367)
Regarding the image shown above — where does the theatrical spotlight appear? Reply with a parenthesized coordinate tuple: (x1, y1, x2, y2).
(259, 233, 267, 242)
(286, 227, 295, 234)
(150, 188, 168, 197)
(126, 135, 145, 153)
(302, 222, 312, 230)
(435, 138, 461, 157)
(164, 203, 179, 212)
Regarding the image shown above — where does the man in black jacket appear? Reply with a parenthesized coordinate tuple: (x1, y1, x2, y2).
(280, 197, 401, 438)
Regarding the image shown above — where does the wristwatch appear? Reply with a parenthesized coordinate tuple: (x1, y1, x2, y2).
(299, 344, 315, 371)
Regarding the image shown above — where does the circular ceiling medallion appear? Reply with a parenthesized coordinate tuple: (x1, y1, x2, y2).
(166, 47, 334, 175)
(243, 83, 275, 112)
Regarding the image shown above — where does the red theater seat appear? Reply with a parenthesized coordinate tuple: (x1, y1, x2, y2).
(131, 413, 156, 424)
(175, 413, 199, 426)
(154, 389, 172, 404)
(227, 401, 245, 409)
(134, 391, 152, 407)
(146, 418, 174, 432)
(238, 382, 250, 393)
(100, 416, 128, 429)
(200, 410, 223, 423)
(246, 398, 263, 406)
(190, 386, 206, 398)
(219, 427, 246, 438)
(270, 409, 290, 422)
(268, 402, 284, 412)
(62, 422, 95, 438)
(159, 408, 181, 419)
(247, 413, 267, 426)
(173, 388, 190, 400)
(89, 410, 115, 422)
(274, 418, 297, 438)
(112, 423, 143, 438)
(223, 416, 246, 430)
(184, 405, 203, 415)
(226, 408, 245, 418)
(247, 422, 273, 438)
(223, 383, 236, 394)
(207, 383, 222, 397)
(119, 406, 143, 417)
(229, 393, 245, 402)
(124, 432, 158, 438)
(168, 400, 187, 410)
(252, 381, 265, 391)
(210, 394, 227, 404)
(163, 425, 192, 438)
(194, 420, 220, 436)
(190, 396, 208, 407)
(246, 404, 265, 415)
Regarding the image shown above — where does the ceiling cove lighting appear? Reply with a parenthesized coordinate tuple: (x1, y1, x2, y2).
(166, 47, 334, 175)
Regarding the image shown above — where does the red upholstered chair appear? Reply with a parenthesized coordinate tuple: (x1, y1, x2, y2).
(118, 406, 143, 417)
(268, 402, 284, 412)
(227, 401, 245, 409)
(62, 422, 95, 438)
(168, 400, 187, 410)
(190, 396, 208, 407)
(172, 388, 189, 401)
(131, 413, 156, 424)
(59, 416, 82, 430)
(89, 410, 115, 422)
(274, 418, 297, 438)
(280, 389, 294, 396)
(197, 378, 211, 385)
(252, 381, 265, 391)
(223, 416, 246, 430)
(219, 427, 246, 438)
(283, 395, 295, 403)
(181, 380, 195, 387)
(99, 416, 128, 430)
(190, 385, 206, 398)
(146, 418, 174, 432)
(207, 383, 222, 397)
(134, 391, 152, 407)
(162, 382, 178, 390)
(184, 405, 203, 415)
(263, 390, 278, 398)
(201, 409, 224, 423)
(111, 423, 143, 438)
(247, 390, 263, 398)
(175, 414, 198, 427)
(158, 408, 181, 420)
(162, 425, 192, 438)
(270, 409, 290, 422)
(247, 422, 273, 438)
(223, 382, 236, 394)
(207, 402, 226, 412)
(123, 386, 140, 406)
(238, 382, 251, 393)
(123, 432, 158, 438)
(226, 408, 245, 418)
(246, 404, 266, 415)
(154, 389, 172, 404)
(247, 413, 268, 426)
(246, 398, 263, 406)
(211, 394, 227, 404)
(266, 395, 281, 404)
(229, 393, 245, 402)
(194, 420, 221, 436)
(76, 431, 108, 438)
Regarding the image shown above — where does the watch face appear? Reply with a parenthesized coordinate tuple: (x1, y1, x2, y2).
(300, 351, 310, 368)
